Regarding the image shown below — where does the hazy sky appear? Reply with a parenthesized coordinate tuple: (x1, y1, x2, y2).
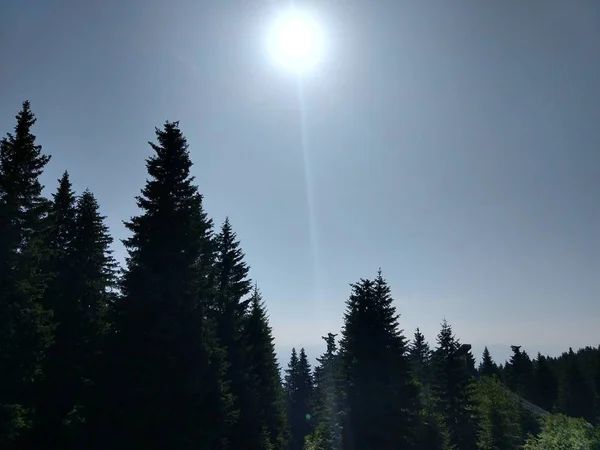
(1, 0, 599, 365)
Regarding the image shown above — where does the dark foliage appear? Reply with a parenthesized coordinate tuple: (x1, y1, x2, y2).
(1, 101, 599, 449)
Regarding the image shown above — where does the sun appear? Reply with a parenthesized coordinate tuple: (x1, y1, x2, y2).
(267, 8, 324, 73)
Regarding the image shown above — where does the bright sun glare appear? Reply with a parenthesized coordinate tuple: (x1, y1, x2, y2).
(268, 9, 324, 73)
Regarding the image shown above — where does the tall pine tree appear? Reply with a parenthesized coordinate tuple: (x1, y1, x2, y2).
(474, 375, 527, 450)
(409, 327, 432, 406)
(505, 345, 535, 401)
(311, 333, 342, 450)
(33, 171, 79, 448)
(93, 121, 234, 449)
(285, 348, 314, 450)
(0, 101, 55, 447)
(212, 217, 255, 449)
(431, 319, 478, 450)
(532, 353, 557, 412)
(558, 348, 595, 423)
(245, 285, 288, 450)
(339, 270, 419, 450)
(479, 346, 499, 379)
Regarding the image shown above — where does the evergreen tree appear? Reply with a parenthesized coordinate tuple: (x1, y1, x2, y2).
(0, 101, 55, 447)
(245, 285, 288, 450)
(35, 186, 118, 447)
(474, 375, 526, 449)
(312, 333, 342, 450)
(285, 348, 315, 450)
(212, 217, 254, 449)
(93, 121, 234, 449)
(70, 189, 119, 431)
(479, 346, 499, 378)
(339, 270, 419, 450)
(32, 171, 78, 447)
(532, 353, 557, 412)
(558, 348, 596, 423)
(414, 410, 452, 450)
(409, 328, 432, 405)
(431, 320, 478, 450)
(505, 345, 535, 401)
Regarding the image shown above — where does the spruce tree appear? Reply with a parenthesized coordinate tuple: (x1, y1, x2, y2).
(312, 333, 342, 450)
(212, 217, 254, 449)
(532, 353, 557, 412)
(431, 319, 478, 450)
(245, 285, 288, 450)
(409, 327, 432, 406)
(505, 345, 535, 401)
(558, 349, 595, 423)
(35, 185, 118, 447)
(479, 347, 499, 378)
(0, 101, 55, 447)
(339, 270, 419, 449)
(474, 375, 526, 450)
(94, 121, 234, 449)
(32, 171, 78, 447)
(70, 189, 119, 429)
(285, 348, 315, 450)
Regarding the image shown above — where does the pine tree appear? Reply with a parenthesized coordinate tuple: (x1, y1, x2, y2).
(339, 270, 419, 450)
(479, 347, 499, 378)
(285, 348, 314, 450)
(532, 353, 557, 412)
(34, 185, 118, 447)
(505, 345, 534, 401)
(558, 348, 596, 423)
(312, 333, 342, 450)
(93, 121, 234, 449)
(474, 375, 526, 449)
(245, 285, 288, 450)
(0, 101, 55, 447)
(414, 410, 452, 450)
(409, 327, 432, 406)
(32, 171, 78, 447)
(70, 189, 119, 432)
(431, 319, 478, 450)
(212, 217, 254, 449)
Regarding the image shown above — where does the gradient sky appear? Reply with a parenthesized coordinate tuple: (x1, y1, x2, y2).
(1, 0, 599, 366)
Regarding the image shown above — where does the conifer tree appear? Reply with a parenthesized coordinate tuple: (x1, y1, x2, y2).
(35, 185, 118, 447)
(245, 285, 288, 450)
(32, 171, 78, 447)
(312, 333, 342, 450)
(414, 409, 452, 450)
(93, 121, 234, 449)
(479, 347, 499, 378)
(409, 327, 432, 405)
(0, 101, 55, 447)
(212, 217, 254, 448)
(532, 353, 557, 412)
(431, 320, 478, 450)
(558, 348, 595, 423)
(505, 345, 534, 401)
(474, 375, 526, 449)
(285, 348, 315, 450)
(339, 270, 419, 450)
(70, 189, 118, 418)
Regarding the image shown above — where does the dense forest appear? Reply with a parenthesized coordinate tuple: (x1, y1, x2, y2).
(1, 100, 599, 449)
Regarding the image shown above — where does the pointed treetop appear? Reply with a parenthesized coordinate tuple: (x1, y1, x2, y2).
(1, 100, 50, 196)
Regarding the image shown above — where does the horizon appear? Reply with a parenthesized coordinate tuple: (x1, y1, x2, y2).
(2, 0, 599, 367)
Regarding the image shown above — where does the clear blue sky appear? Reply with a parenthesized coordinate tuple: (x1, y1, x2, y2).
(1, 0, 599, 366)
